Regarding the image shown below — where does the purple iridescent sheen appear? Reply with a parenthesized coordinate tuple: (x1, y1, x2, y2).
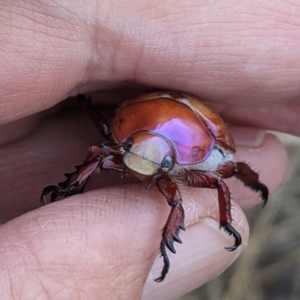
(113, 98, 215, 165)
(151, 117, 214, 164)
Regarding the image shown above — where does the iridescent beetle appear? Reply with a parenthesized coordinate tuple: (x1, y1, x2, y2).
(41, 92, 268, 282)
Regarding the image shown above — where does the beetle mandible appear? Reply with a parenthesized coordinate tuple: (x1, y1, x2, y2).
(41, 91, 269, 282)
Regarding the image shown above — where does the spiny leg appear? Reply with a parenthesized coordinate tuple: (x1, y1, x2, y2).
(41, 181, 89, 204)
(155, 174, 185, 282)
(217, 180, 241, 251)
(41, 146, 125, 204)
(234, 162, 269, 207)
(216, 161, 269, 207)
(41, 151, 101, 204)
(182, 171, 241, 251)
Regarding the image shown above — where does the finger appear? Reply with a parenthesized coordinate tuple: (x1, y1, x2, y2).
(1, 1, 300, 124)
(0, 184, 246, 299)
(212, 103, 300, 137)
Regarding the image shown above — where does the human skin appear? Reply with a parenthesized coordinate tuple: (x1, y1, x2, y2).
(0, 0, 299, 299)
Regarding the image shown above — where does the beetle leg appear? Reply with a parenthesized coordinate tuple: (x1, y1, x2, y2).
(41, 156, 101, 204)
(41, 181, 89, 204)
(41, 146, 125, 204)
(216, 161, 269, 207)
(154, 174, 185, 282)
(78, 94, 115, 143)
(234, 162, 269, 207)
(182, 171, 241, 251)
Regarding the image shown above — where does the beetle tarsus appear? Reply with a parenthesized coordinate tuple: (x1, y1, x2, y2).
(155, 210, 184, 281)
(154, 240, 170, 282)
(251, 182, 269, 208)
(221, 223, 242, 251)
(40, 185, 58, 204)
(40, 183, 86, 204)
(233, 162, 269, 208)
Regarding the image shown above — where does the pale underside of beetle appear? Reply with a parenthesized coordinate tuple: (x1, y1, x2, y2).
(41, 92, 268, 282)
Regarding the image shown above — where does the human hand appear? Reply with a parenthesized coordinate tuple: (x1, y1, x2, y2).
(0, 0, 297, 299)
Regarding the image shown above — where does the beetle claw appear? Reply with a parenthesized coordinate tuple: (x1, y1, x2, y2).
(40, 184, 85, 204)
(40, 185, 60, 204)
(222, 223, 242, 251)
(156, 221, 184, 281)
(233, 162, 269, 208)
(252, 182, 269, 208)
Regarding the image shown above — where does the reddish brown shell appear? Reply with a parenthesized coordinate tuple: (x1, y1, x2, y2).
(112, 92, 235, 165)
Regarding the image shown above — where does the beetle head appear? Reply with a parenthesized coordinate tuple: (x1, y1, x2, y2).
(122, 132, 175, 176)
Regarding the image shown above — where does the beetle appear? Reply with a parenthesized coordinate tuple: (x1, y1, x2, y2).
(41, 92, 269, 282)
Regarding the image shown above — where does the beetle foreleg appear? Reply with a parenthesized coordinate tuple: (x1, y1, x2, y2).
(40, 181, 89, 205)
(41, 156, 101, 204)
(155, 174, 185, 282)
(182, 171, 241, 251)
(41, 146, 125, 204)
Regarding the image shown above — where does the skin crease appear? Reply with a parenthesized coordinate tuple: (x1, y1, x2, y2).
(0, 0, 299, 299)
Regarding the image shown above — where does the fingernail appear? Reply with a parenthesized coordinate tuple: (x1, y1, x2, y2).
(228, 126, 266, 147)
(142, 218, 246, 300)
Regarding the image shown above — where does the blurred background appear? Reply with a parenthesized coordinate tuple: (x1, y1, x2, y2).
(181, 133, 300, 300)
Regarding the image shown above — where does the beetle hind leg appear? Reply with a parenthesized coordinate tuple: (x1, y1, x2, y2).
(251, 182, 269, 208)
(217, 161, 269, 207)
(234, 162, 269, 207)
(182, 171, 242, 251)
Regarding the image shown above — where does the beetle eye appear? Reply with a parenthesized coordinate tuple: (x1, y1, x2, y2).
(123, 138, 133, 152)
(161, 155, 174, 170)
